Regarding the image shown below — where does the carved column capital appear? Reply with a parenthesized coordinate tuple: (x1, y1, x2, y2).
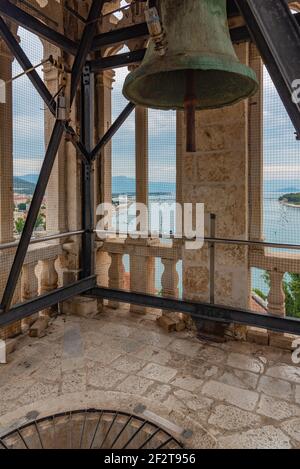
(0, 39, 14, 61)
(95, 69, 115, 90)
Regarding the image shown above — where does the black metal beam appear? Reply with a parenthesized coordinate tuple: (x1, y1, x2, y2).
(0, 0, 77, 55)
(0, 16, 56, 114)
(0, 277, 96, 327)
(81, 65, 95, 278)
(92, 22, 149, 51)
(87, 287, 300, 336)
(70, 0, 105, 102)
(90, 102, 136, 161)
(235, 0, 300, 139)
(2, 0, 300, 60)
(90, 49, 146, 73)
(227, 0, 240, 18)
(0, 120, 65, 312)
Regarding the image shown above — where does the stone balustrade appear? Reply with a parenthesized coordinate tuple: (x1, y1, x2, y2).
(97, 238, 183, 324)
(0, 241, 65, 339)
(97, 239, 300, 335)
(249, 247, 300, 319)
(1, 235, 300, 344)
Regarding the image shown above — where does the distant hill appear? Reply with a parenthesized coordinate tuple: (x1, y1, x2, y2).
(14, 174, 175, 197)
(264, 179, 300, 194)
(13, 176, 35, 195)
(21, 174, 39, 184)
(13, 174, 175, 197)
(112, 176, 175, 195)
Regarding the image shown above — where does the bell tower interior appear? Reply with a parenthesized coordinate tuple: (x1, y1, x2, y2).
(0, 0, 300, 450)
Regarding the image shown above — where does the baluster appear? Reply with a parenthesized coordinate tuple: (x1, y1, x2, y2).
(21, 261, 39, 331)
(158, 257, 185, 332)
(39, 257, 58, 317)
(108, 253, 125, 309)
(267, 270, 286, 317)
(95, 248, 111, 312)
(266, 270, 293, 348)
(129, 252, 155, 314)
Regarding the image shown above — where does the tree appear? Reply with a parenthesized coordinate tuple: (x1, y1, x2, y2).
(284, 273, 300, 318)
(35, 213, 45, 229)
(15, 217, 25, 234)
(15, 212, 45, 235)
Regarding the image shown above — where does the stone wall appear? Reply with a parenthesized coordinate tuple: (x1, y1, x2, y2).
(180, 43, 255, 313)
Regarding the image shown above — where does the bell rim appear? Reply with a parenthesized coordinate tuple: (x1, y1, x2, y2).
(123, 54, 259, 110)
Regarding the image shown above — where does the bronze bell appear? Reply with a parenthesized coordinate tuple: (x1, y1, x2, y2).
(123, 0, 258, 111)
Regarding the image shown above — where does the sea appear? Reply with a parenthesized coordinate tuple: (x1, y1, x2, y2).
(111, 186, 300, 298)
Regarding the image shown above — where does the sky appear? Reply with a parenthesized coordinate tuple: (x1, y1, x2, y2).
(11, 26, 300, 186)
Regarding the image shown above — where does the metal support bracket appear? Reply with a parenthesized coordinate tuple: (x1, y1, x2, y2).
(81, 65, 95, 278)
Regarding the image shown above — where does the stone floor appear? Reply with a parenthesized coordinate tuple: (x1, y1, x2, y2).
(0, 306, 300, 449)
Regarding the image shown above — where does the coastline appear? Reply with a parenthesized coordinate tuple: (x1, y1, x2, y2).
(280, 201, 300, 208)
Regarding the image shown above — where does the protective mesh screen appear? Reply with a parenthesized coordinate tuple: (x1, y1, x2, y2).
(0, 27, 77, 316)
(105, 41, 300, 321)
(1, 5, 300, 329)
(251, 64, 300, 318)
(13, 28, 45, 237)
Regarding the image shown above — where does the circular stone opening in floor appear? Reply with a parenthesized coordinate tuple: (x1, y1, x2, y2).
(0, 409, 183, 449)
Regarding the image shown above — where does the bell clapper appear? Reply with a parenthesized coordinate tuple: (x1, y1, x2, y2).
(184, 70, 197, 152)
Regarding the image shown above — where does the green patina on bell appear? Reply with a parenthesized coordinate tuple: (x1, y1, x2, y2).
(123, 0, 258, 110)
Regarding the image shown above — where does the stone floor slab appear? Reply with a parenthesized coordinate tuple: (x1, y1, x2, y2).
(281, 418, 300, 443)
(257, 394, 300, 421)
(266, 364, 300, 384)
(208, 405, 262, 431)
(139, 363, 177, 383)
(227, 352, 265, 374)
(170, 375, 204, 392)
(219, 425, 291, 449)
(257, 375, 293, 401)
(116, 375, 153, 395)
(202, 380, 259, 411)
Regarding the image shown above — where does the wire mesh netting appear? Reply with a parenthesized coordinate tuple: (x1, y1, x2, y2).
(250, 65, 300, 318)
(13, 28, 45, 237)
(0, 3, 300, 326)
(107, 42, 300, 319)
(0, 27, 79, 316)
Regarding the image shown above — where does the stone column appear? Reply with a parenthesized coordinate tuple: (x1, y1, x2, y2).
(0, 39, 14, 244)
(249, 44, 264, 243)
(94, 71, 114, 309)
(181, 43, 252, 339)
(0, 39, 22, 339)
(135, 106, 148, 216)
(127, 106, 157, 314)
(94, 70, 114, 216)
(43, 41, 67, 235)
